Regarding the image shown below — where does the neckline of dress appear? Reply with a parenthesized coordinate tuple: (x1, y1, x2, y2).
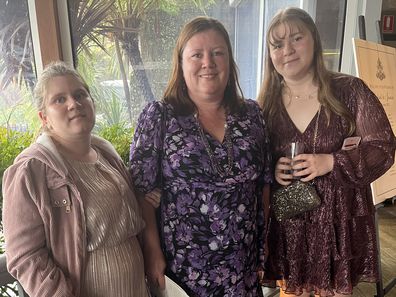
(62, 148, 100, 165)
(281, 103, 321, 135)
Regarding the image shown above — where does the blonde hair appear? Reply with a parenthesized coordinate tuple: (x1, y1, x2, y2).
(163, 16, 244, 115)
(257, 7, 355, 135)
(34, 61, 92, 135)
(34, 61, 91, 113)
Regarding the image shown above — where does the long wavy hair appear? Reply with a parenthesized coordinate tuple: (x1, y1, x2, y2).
(257, 7, 355, 135)
(163, 16, 245, 116)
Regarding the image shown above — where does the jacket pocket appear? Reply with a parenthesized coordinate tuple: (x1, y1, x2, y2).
(49, 186, 72, 213)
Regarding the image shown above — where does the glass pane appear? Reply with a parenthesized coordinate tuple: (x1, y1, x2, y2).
(0, 0, 37, 132)
(262, 0, 300, 83)
(0, 0, 36, 283)
(315, 0, 347, 71)
(234, 1, 261, 99)
(67, 0, 262, 131)
(264, 0, 300, 32)
(262, 1, 346, 74)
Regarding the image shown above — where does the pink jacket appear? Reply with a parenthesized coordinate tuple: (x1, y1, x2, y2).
(2, 134, 144, 297)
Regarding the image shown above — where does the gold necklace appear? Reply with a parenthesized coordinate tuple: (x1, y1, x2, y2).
(283, 85, 318, 107)
(287, 88, 318, 101)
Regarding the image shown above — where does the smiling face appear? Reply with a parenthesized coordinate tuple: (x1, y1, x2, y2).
(268, 21, 315, 82)
(181, 29, 230, 104)
(39, 74, 95, 141)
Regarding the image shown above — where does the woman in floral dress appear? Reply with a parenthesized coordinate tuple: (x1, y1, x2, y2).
(130, 17, 272, 296)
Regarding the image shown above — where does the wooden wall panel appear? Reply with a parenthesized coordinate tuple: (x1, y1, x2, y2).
(35, 0, 63, 67)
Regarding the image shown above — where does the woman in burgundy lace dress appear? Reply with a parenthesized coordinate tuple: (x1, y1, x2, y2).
(258, 7, 396, 297)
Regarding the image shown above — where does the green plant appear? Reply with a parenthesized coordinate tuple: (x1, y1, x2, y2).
(0, 128, 32, 296)
(0, 128, 33, 219)
(95, 91, 130, 128)
(0, 128, 33, 180)
(97, 123, 134, 165)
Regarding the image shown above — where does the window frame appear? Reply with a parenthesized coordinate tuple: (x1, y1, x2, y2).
(27, 0, 64, 75)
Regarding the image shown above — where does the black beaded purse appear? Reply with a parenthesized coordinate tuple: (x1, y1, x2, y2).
(272, 106, 322, 221)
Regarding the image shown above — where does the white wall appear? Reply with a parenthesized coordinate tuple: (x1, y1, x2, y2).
(57, 0, 74, 66)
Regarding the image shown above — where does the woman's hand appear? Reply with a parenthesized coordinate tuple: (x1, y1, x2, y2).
(139, 195, 166, 290)
(144, 244, 166, 290)
(292, 153, 334, 182)
(144, 188, 162, 208)
(275, 157, 293, 185)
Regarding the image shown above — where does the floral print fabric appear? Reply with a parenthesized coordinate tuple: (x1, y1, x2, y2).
(130, 99, 272, 296)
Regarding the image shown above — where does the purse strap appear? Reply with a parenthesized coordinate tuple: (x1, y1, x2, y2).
(312, 105, 321, 154)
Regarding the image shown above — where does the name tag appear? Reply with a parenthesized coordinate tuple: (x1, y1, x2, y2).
(341, 136, 361, 151)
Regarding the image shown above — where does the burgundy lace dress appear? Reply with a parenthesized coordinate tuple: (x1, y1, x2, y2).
(265, 75, 396, 296)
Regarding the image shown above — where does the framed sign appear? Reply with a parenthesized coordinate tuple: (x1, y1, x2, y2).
(353, 38, 396, 204)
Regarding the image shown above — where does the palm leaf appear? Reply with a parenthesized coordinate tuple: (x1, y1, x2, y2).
(69, 0, 116, 57)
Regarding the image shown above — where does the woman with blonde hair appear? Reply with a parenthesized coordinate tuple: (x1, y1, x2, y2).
(2, 61, 149, 297)
(258, 7, 396, 297)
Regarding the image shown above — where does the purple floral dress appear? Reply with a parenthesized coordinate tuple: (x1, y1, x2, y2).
(130, 99, 272, 296)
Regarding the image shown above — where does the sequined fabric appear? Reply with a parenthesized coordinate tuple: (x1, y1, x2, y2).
(265, 75, 396, 296)
(65, 151, 148, 297)
(272, 181, 321, 221)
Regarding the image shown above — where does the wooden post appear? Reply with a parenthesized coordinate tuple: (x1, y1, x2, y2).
(34, 0, 63, 68)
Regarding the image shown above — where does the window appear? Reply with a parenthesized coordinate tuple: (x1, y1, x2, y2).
(0, 0, 347, 133)
(262, 0, 346, 73)
(0, 0, 37, 132)
(1, 2, 37, 292)
(67, 1, 262, 128)
(234, 0, 262, 99)
(315, 0, 347, 71)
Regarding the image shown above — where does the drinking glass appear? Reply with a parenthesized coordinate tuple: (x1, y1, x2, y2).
(285, 142, 304, 179)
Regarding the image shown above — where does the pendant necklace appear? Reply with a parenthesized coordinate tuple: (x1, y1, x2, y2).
(286, 87, 318, 106)
(289, 88, 318, 100)
(194, 113, 234, 177)
(283, 84, 318, 106)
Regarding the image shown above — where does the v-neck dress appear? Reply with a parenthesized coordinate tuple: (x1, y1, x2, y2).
(265, 75, 396, 296)
(130, 99, 272, 297)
